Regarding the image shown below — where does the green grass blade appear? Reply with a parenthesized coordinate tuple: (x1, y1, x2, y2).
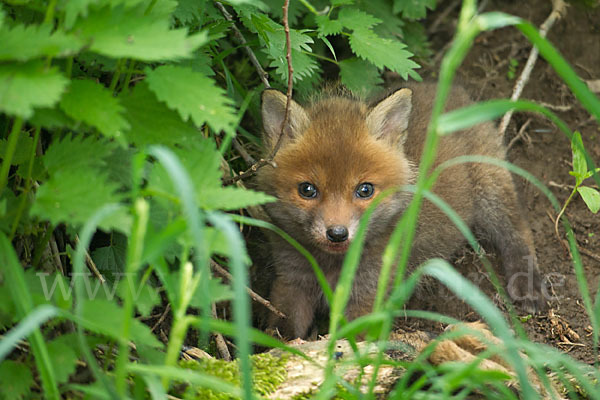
(0, 232, 60, 400)
(207, 212, 253, 400)
(0, 304, 57, 362)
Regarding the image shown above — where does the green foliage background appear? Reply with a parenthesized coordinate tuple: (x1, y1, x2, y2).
(0, 0, 434, 398)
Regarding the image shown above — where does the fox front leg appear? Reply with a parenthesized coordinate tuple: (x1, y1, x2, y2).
(267, 277, 318, 340)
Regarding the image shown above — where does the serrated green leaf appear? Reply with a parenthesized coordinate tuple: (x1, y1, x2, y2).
(0, 61, 69, 118)
(59, 79, 129, 139)
(173, 0, 205, 24)
(199, 187, 276, 211)
(571, 131, 587, 184)
(145, 65, 237, 133)
(63, 0, 101, 29)
(30, 168, 123, 230)
(120, 82, 201, 147)
(315, 14, 343, 36)
(337, 8, 382, 31)
(42, 134, 117, 175)
(47, 340, 78, 384)
(0, 361, 33, 399)
(359, 0, 404, 38)
(578, 186, 600, 213)
(349, 28, 419, 79)
(0, 24, 84, 61)
(262, 0, 303, 24)
(80, 298, 163, 348)
(176, 50, 215, 76)
(190, 277, 233, 308)
(393, 0, 436, 19)
(73, 5, 207, 61)
(339, 58, 383, 95)
(29, 107, 75, 130)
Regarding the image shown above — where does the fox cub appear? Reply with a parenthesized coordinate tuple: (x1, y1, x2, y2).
(257, 83, 545, 339)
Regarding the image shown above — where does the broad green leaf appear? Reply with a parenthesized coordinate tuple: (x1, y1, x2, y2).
(0, 24, 84, 61)
(199, 187, 276, 211)
(337, 8, 382, 31)
(73, 5, 207, 61)
(63, 0, 101, 29)
(339, 58, 383, 95)
(262, 0, 302, 24)
(571, 131, 587, 184)
(91, 234, 127, 283)
(47, 340, 78, 384)
(30, 169, 124, 230)
(190, 277, 233, 308)
(42, 134, 117, 175)
(349, 28, 419, 79)
(0, 361, 33, 399)
(29, 107, 75, 130)
(145, 65, 237, 133)
(117, 278, 160, 317)
(59, 79, 129, 139)
(120, 82, 201, 147)
(315, 14, 343, 36)
(578, 186, 600, 213)
(24, 270, 73, 310)
(0, 61, 68, 118)
(393, 0, 436, 19)
(80, 298, 163, 348)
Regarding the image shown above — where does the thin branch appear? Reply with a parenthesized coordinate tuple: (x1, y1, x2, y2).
(507, 118, 532, 150)
(210, 259, 287, 319)
(232, 137, 256, 165)
(212, 303, 232, 361)
(215, 2, 270, 88)
(74, 234, 106, 284)
(222, 0, 294, 186)
(498, 0, 567, 136)
(49, 234, 64, 275)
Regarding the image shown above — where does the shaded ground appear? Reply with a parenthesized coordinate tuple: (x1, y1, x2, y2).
(403, 0, 600, 364)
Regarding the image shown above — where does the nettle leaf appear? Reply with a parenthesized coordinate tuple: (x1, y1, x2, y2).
(200, 187, 275, 211)
(47, 339, 78, 384)
(60, 79, 130, 139)
(571, 131, 587, 184)
(120, 82, 201, 147)
(29, 107, 75, 130)
(73, 5, 207, 61)
(0, 361, 33, 399)
(339, 58, 383, 96)
(43, 134, 116, 175)
(359, 0, 404, 38)
(0, 61, 69, 118)
(337, 8, 382, 31)
(117, 278, 161, 317)
(315, 15, 343, 37)
(30, 168, 124, 230)
(0, 23, 84, 61)
(91, 233, 127, 284)
(578, 186, 600, 213)
(145, 65, 237, 133)
(190, 277, 233, 308)
(349, 28, 419, 79)
(393, 0, 436, 19)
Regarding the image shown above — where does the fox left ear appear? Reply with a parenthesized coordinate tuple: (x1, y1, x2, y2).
(366, 88, 412, 142)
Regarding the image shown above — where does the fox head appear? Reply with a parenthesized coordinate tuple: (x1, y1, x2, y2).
(257, 88, 415, 255)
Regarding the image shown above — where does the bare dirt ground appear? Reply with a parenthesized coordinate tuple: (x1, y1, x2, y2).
(404, 0, 600, 364)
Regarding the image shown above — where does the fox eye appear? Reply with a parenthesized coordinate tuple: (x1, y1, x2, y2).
(298, 182, 318, 199)
(355, 182, 374, 199)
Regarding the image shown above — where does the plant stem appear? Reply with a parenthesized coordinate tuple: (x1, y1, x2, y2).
(109, 59, 124, 93)
(10, 126, 41, 239)
(554, 186, 578, 244)
(0, 117, 24, 196)
(43, 0, 58, 25)
(120, 59, 137, 92)
(115, 198, 149, 395)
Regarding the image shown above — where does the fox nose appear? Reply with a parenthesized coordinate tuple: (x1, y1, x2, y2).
(326, 225, 349, 243)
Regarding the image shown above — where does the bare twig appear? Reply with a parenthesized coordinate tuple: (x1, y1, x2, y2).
(215, 2, 270, 88)
(498, 0, 567, 136)
(222, 0, 294, 186)
(49, 234, 64, 274)
(579, 247, 600, 264)
(232, 137, 256, 165)
(210, 259, 287, 319)
(507, 118, 532, 150)
(212, 303, 232, 361)
(74, 234, 106, 284)
(150, 303, 171, 333)
(428, 0, 460, 35)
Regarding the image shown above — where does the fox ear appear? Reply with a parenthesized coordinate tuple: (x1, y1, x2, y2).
(366, 88, 412, 142)
(261, 89, 310, 152)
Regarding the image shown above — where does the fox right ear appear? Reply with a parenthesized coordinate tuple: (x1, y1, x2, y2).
(366, 88, 412, 143)
(261, 89, 310, 151)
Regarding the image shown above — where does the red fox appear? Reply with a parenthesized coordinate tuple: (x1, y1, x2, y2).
(256, 83, 545, 339)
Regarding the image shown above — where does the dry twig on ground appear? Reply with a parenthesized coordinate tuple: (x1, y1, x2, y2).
(498, 0, 567, 136)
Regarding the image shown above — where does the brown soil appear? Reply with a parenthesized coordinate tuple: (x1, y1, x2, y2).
(403, 0, 600, 364)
